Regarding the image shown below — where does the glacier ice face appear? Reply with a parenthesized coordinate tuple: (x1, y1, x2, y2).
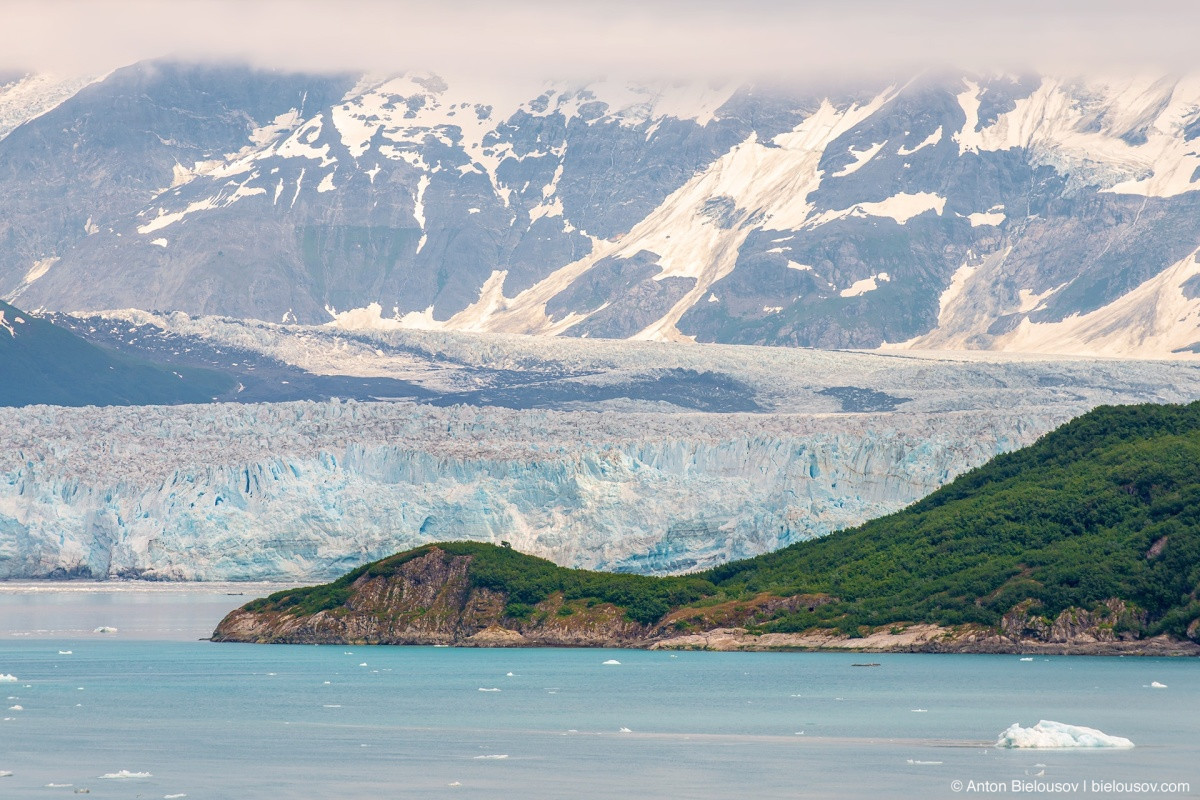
(4, 328, 1200, 581)
(0, 399, 1067, 581)
(996, 720, 1134, 749)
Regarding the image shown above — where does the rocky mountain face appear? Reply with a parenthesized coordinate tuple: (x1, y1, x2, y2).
(3, 64, 1200, 357)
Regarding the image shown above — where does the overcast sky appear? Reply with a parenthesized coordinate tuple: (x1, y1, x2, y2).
(4, 0, 1200, 80)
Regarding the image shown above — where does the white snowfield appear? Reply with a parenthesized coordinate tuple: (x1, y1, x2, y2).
(3, 325, 1200, 580)
(996, 720, 1134, 749)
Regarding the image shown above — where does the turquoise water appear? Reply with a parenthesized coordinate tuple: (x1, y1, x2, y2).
(0, 585, 1196, 799)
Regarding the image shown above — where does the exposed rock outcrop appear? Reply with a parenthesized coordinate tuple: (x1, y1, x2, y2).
(213, 548, 655, 647)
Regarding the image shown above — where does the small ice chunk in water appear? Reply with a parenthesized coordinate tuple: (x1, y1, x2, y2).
(996, 720, 1134, 749)
(358, 663, 367, 667)
(164, 795, 188, 799)
(59, 650, 72, 655)
(0, 770, 12, 777)
(93, 627, 118, 634)
(1150, 681, 1167, 688)
(473, 754, 508, 760)
(478, 687, 500, 692)
(619, 727, 632, 733)
(99, 770, 152, 779)
(602, 659, 621, 665)
(506, 672, 514, 676)
(0, 675, 16, 683)
(8, 705, 22, 711)
(1019, 657, 1033, 662)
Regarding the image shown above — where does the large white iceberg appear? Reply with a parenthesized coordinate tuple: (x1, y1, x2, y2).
(996, 720, 1134, 749)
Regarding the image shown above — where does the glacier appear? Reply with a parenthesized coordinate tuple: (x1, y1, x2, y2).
(0, 400, 1060, 581)
(6, 318, 1200, 581)
(5, 318, 1200, 581)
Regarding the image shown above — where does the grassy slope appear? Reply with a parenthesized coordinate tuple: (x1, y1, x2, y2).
(248, 402, 1200, 641)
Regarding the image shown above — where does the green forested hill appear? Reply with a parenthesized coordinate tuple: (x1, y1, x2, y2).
(707, 401, 1200, 639)
(235, 402, 1200, 645)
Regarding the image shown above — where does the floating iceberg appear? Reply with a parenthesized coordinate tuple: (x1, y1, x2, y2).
(478, 687, 500, 692)
(0, 770, 12, 777)
(996, 720, 1134, 749)
(473, 755, 507, 760)
(92, 627, 118, 634)
(0, 675, 16, 682)
(99, 770, 152, 779)
(602, 659, 621, 665)
(1150, 681, 1167, 689)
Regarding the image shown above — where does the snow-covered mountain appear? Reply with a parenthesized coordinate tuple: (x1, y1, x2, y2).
(4, 63, 1200, 357)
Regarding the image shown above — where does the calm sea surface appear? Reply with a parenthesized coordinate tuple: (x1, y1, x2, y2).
(0, 583, 1196, 799)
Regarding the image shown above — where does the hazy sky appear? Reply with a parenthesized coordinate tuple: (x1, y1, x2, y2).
(4, 0, 1200, 79)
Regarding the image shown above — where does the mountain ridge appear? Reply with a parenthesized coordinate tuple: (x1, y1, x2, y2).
(3, 63, 1200, 357)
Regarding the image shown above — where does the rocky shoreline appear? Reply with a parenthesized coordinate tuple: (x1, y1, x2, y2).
(211, 548, 1200, 656)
